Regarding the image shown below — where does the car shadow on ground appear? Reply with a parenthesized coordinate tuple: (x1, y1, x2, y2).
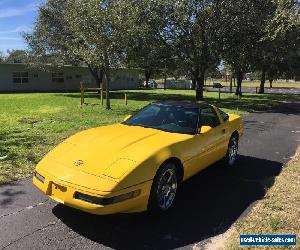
(0, 182, 25, 207)
(52, 155, 282, 250)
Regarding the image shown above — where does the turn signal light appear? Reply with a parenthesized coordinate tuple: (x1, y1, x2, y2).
(74, 189, 141, 205)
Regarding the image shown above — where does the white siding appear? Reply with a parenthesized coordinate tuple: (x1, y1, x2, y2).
(0, 64, 139, 92)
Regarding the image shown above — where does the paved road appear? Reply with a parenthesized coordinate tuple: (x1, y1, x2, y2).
(207, 87, 300, 95)
(0, 102, 299, 250)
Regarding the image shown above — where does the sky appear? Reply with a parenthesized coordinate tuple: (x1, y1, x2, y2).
(0, 0, 41, 54)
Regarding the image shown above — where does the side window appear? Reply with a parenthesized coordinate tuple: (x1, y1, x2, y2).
(52, 72, 64, 83)
(13, 72, 29, 84)
(200, 107, 220, 128)
(218, 108, 229, 122)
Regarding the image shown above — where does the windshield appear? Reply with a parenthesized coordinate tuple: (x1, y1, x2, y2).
(123, 104, 199, 134)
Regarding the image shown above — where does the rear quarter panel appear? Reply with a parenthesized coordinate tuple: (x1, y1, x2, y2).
(227, 113, 244, 138)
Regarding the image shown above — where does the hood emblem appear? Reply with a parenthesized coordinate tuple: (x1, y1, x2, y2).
(74, 160, 84, 166)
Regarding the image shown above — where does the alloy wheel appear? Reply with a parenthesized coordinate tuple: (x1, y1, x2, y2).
(156, 168, 178, 210)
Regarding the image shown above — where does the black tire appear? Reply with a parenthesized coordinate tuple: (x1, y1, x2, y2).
(225, 135, 239, 167)
(148, 163, 178, 214)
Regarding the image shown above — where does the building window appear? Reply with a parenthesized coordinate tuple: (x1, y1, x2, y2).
(13, 72, 29, 84)
(66, 76, 73, 80)
(52, 72, 64, 83)
(76, 74, 82, 79)
(33, 74, 38, 78)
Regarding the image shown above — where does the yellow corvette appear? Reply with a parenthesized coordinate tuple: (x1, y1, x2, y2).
(33, 101, 243, 215)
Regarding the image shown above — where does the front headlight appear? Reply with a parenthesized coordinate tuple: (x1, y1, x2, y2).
(74, 189, 141, 205)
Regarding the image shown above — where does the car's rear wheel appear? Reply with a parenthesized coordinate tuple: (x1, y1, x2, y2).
(226, 135, 239, 167)
(148, 163, 178, 214)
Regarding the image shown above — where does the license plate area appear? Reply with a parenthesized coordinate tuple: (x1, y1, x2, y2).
(50, 182, 67, 203)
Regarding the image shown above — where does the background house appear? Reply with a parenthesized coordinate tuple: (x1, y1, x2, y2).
(165, 79, 192, 89)
(0, 63, 140, 92)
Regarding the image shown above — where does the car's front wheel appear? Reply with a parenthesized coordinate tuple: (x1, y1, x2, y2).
(226, 135, 239, 167)
(148, 163, 178, 214)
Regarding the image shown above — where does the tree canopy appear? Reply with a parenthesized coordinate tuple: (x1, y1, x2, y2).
(25, 0, 300, 103)
(26, 0, 129, 109)
(168, 0, 220, 100)
(4, 50, 28, 64)
(123, 0, 172, 87)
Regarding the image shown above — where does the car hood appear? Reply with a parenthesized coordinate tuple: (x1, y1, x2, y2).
(43, 124, 171, 179)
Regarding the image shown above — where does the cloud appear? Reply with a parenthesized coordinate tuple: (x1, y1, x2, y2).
(0, 3, 36, 18)
(0, 36, 23, 41)
(0, 25, 32, 34)
(15, 25, 32, 33)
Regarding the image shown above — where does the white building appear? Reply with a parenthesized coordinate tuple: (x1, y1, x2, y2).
(0, 63, 140, 92)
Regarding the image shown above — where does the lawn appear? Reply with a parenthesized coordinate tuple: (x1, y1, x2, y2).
(0, 89, 299, 184)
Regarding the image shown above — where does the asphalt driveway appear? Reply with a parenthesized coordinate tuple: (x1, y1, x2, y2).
(206, 86, 300, 95)
(0, 101, 299, 250)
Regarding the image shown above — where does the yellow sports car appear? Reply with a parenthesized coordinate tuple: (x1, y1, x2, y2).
(33, 101, 243, 215)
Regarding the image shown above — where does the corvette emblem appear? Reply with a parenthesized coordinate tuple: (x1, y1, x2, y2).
(74, 160, 84, 166)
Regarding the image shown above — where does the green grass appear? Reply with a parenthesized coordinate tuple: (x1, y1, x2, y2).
(0, 89, 299, 184)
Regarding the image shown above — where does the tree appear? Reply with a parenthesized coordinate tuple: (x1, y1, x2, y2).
(5, 50, 28, 63)
(0, 51, 4, 63)
(24, 1, 81, 70)
(124, 0, 172, 88)
(252, 0, 300, 93)
(64, 0, 127, 110)
(269, 0, 300, 82)
(25, 0, 126, 110)
(169, 0, 220, 100)
(216, 0, 268, 96)
(247, 0, 277, 94)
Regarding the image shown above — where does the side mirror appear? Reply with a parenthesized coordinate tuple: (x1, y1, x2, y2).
(123, 115, 132, 121)
(198, 125, 213, 134)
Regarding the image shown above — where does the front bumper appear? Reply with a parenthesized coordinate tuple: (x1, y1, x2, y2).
(33, 169, 152, 215)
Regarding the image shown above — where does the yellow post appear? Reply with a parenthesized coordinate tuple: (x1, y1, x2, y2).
(100, 82, 104, 106)
(125, 92, 128, 105)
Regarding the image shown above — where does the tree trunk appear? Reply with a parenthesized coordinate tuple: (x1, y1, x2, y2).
(229, 75, 233, 93)
(95, 69, 103, 89)
(87, 65, 103, 88)
(145, 70, 151, 88)
(233, 77, 236, 87)
(191, 78, 196, 90)
(164, 69, 167, 90)
(235, 70, 243, 96)
(269, 79, 273, 88)
(195, 70, 205, 101)
(99, 69, 104, 89)
(104, 70, 111, 110)
(258, 69, 266, 94)
(99, 69, 104, 104)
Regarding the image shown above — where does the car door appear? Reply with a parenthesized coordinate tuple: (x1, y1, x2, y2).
(184, 106, 225, 179)
(213, 107, 231, 157)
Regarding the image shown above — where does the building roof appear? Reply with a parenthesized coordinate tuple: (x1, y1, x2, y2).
(0, 63, 141, 71)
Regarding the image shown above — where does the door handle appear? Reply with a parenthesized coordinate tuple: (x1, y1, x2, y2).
(222, 129, 226, 134)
